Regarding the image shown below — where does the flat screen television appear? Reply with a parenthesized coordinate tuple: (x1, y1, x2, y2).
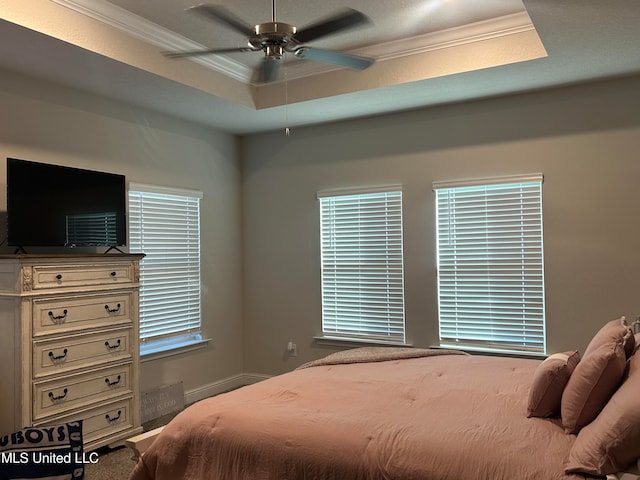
(6, 158, 127, 248)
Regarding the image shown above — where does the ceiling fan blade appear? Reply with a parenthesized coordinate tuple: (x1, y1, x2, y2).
(294, 47, 374, 70)
(253, 57, 282, 84)
(163, 47, 256, 59)
(294, 8, 370, 44)
(187, 4, 255, 37)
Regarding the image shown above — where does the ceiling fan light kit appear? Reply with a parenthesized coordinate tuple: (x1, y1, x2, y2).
(163, 1, 375, 83)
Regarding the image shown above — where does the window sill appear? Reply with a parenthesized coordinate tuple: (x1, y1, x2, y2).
(141, 337, 211, 362)
(314, 335, 412, 348)
(433, 344, 546, 359)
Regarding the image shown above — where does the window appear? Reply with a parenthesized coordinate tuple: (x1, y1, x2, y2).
(434, 175, 545, 354)
(128, 184, 203, 355)
(318, 187, 406, 344)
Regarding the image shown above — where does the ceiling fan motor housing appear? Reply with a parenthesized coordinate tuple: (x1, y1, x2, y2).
(165, 5, 374, 82)
(250, 22, 297, 58)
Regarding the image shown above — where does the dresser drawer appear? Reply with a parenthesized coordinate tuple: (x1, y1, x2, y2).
(31, 263, 134, 290)
(32, 291, 132, 336)
(34, 363, 132, 421)
(33, 327, 133, 378)
(82, 398, 135, 446)
(36, 397, 136, 447)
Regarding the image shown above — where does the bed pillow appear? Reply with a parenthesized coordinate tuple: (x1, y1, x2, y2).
(584, 317, 634, 359)
(565, 351, 640, 475)
(561, 340, 627, 434)
(527, 351, 580, 418)
(0, 421, 84, 479)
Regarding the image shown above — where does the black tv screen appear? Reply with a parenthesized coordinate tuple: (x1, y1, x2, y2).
(6, 158, 126, 248)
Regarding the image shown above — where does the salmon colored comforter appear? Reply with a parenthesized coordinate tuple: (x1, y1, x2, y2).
(129, 350, 592, 480)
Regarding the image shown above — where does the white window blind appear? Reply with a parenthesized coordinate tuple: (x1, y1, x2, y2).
(318, 188, 406, 343)
(434, 175, 545, 354)
(128, 184, 202, 351)
(66, 212, 118, 246)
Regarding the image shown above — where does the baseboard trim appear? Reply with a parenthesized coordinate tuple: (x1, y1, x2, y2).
(183, 373, 272, 405)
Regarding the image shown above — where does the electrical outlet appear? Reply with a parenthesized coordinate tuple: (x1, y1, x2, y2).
(287, 341, 298, 357)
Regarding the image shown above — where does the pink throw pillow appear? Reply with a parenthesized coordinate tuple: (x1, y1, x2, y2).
(584, 317, 634, 359)
(561, 341, 626, 434)
(565, 352, 640, 475)
(527, 351, 580, 418)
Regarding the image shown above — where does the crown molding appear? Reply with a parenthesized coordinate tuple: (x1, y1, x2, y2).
(49, 1, 535, 85)
(49, 0, 252, 82)
(283, 11, 536, 81)
(368, 11, 534, 61)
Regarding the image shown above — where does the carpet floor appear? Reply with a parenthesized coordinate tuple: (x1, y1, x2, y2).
(83, 444, 137, 480)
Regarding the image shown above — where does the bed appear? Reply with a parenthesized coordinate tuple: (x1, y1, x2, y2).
(128, 319, 640, 480)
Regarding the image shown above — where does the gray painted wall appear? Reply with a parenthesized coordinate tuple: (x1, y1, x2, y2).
(241, 74, 640, 375)
(0, 68, 244, 393)
(2, 63, 639, 388)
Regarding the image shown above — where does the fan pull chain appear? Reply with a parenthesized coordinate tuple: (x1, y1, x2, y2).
(284, 51, 291, 137)
(273, 0, 289, 136)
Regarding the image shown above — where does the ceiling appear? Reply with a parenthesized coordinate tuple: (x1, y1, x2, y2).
(1, 0, 640, 135)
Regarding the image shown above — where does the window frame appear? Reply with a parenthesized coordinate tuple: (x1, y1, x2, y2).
(317, 186, 407, 345)
(128, 183, 204, 357)
(433, 174, 546, 355)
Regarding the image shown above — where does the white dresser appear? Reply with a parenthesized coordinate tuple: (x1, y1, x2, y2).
(0, 254, 144, 450)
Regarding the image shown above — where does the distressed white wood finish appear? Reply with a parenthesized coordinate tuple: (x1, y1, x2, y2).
(0, 254, 144, 450)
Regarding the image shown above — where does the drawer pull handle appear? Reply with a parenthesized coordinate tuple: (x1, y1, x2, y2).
(55, 274, 63, 281)
(105, 375, 122, 387)
(104, 303, 121, 314)
(48, 349, 68, 362)
(110, 271, 117, 277)
(105, 410, 122, 423)
(48, 388, 68, 402)
(105, 339, 122, 350)
(48, 309, 68, 323)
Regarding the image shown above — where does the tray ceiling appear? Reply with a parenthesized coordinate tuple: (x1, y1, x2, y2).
(1, 1, 639, 134)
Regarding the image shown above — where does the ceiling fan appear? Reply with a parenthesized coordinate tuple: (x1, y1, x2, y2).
(163, 1, 375, 83)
